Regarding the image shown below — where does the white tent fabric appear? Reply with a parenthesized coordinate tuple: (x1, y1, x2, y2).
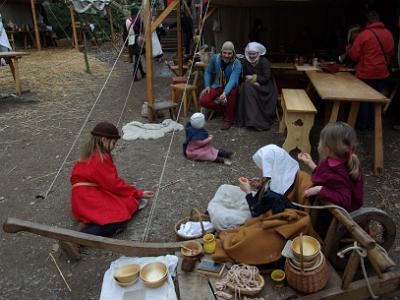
(71, 0, 111, 14)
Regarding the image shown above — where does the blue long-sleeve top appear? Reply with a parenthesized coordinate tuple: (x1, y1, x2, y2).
(204, 54, 242, 95)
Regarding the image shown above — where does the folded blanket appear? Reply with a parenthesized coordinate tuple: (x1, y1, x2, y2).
(122, 119, 184, 140)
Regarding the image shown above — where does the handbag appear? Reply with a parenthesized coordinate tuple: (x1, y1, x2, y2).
(368, 29, 391, 73)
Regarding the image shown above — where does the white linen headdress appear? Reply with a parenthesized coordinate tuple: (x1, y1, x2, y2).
(252, 144, 299, 194)
(245, 42, 266, 65)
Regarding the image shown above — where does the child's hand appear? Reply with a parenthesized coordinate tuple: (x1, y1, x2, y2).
(142, 191, 155, 199)
(297, 152, 316, 170)
(304, 186, 322, 198)
(239, 180, 251, 194)
(209, 134, 213, 140)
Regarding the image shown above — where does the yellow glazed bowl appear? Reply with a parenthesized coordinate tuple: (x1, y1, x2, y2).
(271, 269, 286, 282)
(140, 262, 168, 288)
(113, 264, 140, 284)
(291, 235, 321, 261)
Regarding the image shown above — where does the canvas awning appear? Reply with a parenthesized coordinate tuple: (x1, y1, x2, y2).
(71, 0, 111, 13)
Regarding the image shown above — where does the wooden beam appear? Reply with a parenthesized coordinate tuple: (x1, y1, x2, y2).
(144, 0, 154, 121)
(2, 218, 194, 257)
(70, 5, 79, 50)
(151, 0, 179, 33)
(176, 0, 183, 76)
(341, 250, 361, 289)
(30, 0, 41, 51)
(107, 6, 114, 41)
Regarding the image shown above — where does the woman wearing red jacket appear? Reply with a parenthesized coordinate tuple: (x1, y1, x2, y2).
(61, 122, 154, 260)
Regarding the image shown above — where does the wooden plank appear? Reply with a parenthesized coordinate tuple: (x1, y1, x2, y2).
(151, 0, 179, 33)
(2, 217, 202, 257)
(282, 89, 317, 113)
(0, 52, 29, 58)
(70, 5, 79, 50)
(271, 62, 295, 70)
(144, 0, 154, 121)
(306, 71, 388, 103)
(322, 217, 337, 257)
(176, 254, 215, 300)
(30, 0, 41, 51)
(341, 250, 360, 289)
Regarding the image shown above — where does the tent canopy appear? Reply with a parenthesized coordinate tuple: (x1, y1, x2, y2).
(71, 0, 111, 13)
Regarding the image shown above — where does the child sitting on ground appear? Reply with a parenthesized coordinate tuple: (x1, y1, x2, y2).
(298, 121, 364, 212)
(60, 122, 154, 260)
(183, 113, 233, 164)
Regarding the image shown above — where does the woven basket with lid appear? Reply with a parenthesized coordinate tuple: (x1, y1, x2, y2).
(174, 208, 212, 240)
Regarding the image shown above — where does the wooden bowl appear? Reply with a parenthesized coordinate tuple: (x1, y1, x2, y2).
(140, 262, 168, 288)
(227, 274, 264, 296)
(288, 252, 324, 272)
(291, 235, 321, 262)
(113, 264, 140, 284)
(181, 241, 203, 257)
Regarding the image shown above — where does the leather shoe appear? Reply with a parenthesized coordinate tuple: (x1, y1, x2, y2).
(220, 122, 232, 130)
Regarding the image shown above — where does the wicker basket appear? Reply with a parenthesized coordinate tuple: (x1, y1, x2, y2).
(285, 256, 329, 293)
(174, 208, 212, 240)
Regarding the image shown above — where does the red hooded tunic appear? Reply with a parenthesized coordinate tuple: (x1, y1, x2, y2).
(70, 152, 143, 225)
(311, 158, 364, 212)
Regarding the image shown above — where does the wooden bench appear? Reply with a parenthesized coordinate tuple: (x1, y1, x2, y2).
(279, 89, 317, 153)
(0, 51, 29, 96)
(148, 100, 178, 120)
(171, 83, 199, 117)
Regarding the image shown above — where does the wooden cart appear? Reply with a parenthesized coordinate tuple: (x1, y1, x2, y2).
(2, 204, 399, 299)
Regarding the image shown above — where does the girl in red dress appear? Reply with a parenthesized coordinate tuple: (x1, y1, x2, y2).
(61, 122, 154, 260)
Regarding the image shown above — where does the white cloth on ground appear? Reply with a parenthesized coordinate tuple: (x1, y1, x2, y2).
(252, 144, 299, 194)
(207, 184, 252, 231)
(100, 255, 178, 300)
(178, 221, 214, 237)
(122, 119, 184, 140)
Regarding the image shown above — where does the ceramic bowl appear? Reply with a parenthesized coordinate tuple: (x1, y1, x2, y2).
(181, 240, 203, 257)
(140, 262, 168, 288)
(288, 252, 324, 272)
(113, 264, 140, 287)
(291, 235, 321, 262)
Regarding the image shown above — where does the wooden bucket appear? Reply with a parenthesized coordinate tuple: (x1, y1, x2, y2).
(174, 208, 211, 241)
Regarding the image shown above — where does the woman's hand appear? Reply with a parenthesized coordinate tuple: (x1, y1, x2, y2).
(297, 152, 317, 170)
(239, 181, 251, 194)
(245, 75, 253, 81)
(142, 191, 155, 199)
(249, 177, 262, 190)
(303, 186, 322, 198)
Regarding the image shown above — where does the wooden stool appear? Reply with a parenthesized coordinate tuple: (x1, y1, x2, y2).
(171, 83, 200, 117)
(148, 100, 178, 120)
(172, 76, 187, 84)
(279, 89, 317, 153)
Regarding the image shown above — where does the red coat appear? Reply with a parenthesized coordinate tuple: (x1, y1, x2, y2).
(348, 22, 394, 80)
(70, 152, 143, 225)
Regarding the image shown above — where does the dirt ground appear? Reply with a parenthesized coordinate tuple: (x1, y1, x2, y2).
(0, 47, 400, 300)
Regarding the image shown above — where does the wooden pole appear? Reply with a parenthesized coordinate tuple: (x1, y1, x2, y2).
(30, 0, 41, 51)
(176, 0, 183, 76)
(144, 0, 154, 121)
(107, 6, 114, 41)
(82, 25, 91, 74)
(69, 5, 79, 50)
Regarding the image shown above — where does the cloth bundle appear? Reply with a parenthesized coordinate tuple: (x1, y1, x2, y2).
(122, 119, 184, 140)
(178, 221, 214, 238)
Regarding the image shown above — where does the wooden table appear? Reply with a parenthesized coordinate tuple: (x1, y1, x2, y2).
(0, 51, 29, 96)
(305, 71, 389, 175)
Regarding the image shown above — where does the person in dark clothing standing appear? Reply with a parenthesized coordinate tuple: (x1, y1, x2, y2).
(124, 8, 146, 81)
(168, 7, 194, 55)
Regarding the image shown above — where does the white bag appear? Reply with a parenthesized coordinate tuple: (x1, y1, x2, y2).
(207, 184, 252, 231)
(151, 32, 163, 58)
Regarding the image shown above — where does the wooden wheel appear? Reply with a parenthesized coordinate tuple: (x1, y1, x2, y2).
(329, 207, 396, 270)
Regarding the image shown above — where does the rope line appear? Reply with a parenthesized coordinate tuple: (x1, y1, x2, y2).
(43, 5, 144, 199)
(141, 0, 212, 242)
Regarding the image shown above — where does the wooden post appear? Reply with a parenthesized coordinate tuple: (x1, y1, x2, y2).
(322, 216, 338, 257)
(82, 25, 91, 74)
(107, 6, 114, 41)
(70, 5, 79, 50)
(144, 0, 154, 121)
(30, 0, 41, 51)
(176, 0, 183, 76)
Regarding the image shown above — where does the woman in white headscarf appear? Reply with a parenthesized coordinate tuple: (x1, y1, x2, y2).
(236, 42, 277, 131)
